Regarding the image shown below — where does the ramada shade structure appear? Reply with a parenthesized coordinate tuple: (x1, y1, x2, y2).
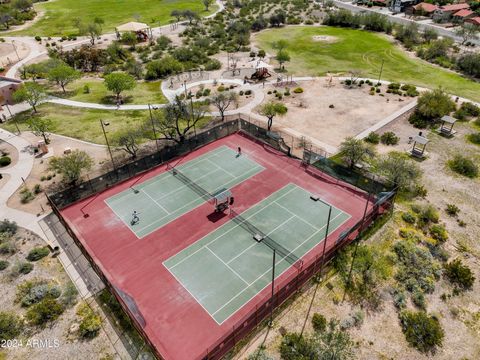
(116, 21, 149, 32)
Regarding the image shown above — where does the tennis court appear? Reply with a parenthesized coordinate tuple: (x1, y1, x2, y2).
(105, 146, 264, 238)
(164, 183, 351, 324)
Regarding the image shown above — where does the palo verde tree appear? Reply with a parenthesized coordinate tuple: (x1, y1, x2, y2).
(455, 23, 479, 45)
(376, 151, 422, 191)
(416, 88, 456, 122)
(104, 72, 136, 103)
(111, 128, 143, 159)
(153, 96, 207, 143)
(210, 91, 238, 121)
(49, 150, 94, 185)
(259, 101, 288, 131)
(203, 0, 214, 11)
(339, 137, 375, 169)
(47, 62, 81, 93)
(79, 17, 104, 45)
(13, 82, 46, 113)
(27, 117, 53, 144)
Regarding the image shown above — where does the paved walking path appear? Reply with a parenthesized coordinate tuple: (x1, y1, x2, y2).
(0, 128, 47, 239)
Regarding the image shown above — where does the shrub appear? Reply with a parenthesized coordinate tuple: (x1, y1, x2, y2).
(380, 131, 399, 145)
(19, 281, 61, 307)
(429, 224, 448, 243)
(293, 87, 303, 93)
(245, 89, 252, 95)
(0, 260, 9, 271)
(459, 102, 480, 117)
(204, 59, 221, 71)
(61, 281, 78, 307)
(402, 212, 416, 224)
(312, 313, 327, 332)
(467, 133, 480, 145)
(364, 132, 380, 144)
(0, 239, 16, 255)
(217, 85, 225, 92)
(35, 36, 41, 41)
(444, 258, 475, 290)
(33, 184, 42, 194)
(448, 155, 478, 178)
(399, 311, 444, 353)
(20, 188, 34, 203)
(445, 204, 459, 216)
(0, 156, 11, 167)
(412, 290, 426, 310)
(0, 312, 23, 341)
(0, 219, 17, 234)
(11, 261, 33, 276)
(26, 298, 64, 326)
(280, 332, 316, 360)
(77, 303, 102, 338)
(26, 247, 50, 262)
(411, 203, 439, 226)
(408, 111, 428, 128)
(393, 289, 407, 309)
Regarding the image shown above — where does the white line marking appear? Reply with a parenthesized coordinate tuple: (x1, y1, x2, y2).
(167, 186, 298, 269)
(273, 200, 322, 231)
(211, 211, 347, 317)
(206, 247, 251, 286)
(206, 158, 237, 179)
(141, 189, 170, 215)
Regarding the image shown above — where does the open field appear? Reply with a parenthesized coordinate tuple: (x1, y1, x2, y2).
(8, 0, 217, 36)
(254, 26, 480, 102)
(47, 79, 167, 105)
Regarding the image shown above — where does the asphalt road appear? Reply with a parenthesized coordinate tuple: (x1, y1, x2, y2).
(331, 0, 480, 46)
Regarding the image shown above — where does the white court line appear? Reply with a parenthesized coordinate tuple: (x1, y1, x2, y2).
(166, 185, 298, 270)
(212, 211, 347, 318)
(226, 215, 296, 265)
(141, 189, 171, 215)
(135, 166, 265, 236)
(205, 247, 251, 286)
(206, 158, 237, 179)
(274, 200, 323, 232)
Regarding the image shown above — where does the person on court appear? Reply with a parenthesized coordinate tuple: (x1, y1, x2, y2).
(236, 147, 242, 157)
(131, 211, 140, 225)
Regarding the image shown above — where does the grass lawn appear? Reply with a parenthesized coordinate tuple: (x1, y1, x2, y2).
(9, 0, 217, 36)
(2, 104, 211, 144)
(47, 79, 167, 105)
(254, 26, 480, 102)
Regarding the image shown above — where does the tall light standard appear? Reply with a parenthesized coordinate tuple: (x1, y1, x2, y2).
(11, 40, 20, 62)
(2, 101, 19, 134)
(100, 120, 116, 171)
(148, 104, 159, 152)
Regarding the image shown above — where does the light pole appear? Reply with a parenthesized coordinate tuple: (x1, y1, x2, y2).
(268, 249, 276, 327)
(3, 101, 19, 134)
(148, 104, 159, 152)
(377, 58, 385, 85)
(100, 120, 116, 171)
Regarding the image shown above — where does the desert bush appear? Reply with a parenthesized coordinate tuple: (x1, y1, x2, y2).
(26, 246, 50, 262)
(411, 203, 439, 226)
(0, 260, 9, 271)
(293, 87, 303, 93)
(0, 312, 23, 341)
(26, 298, 64, 326)
(412, 289, 426, 310)
(429, 224, 448, 243)
(280, 332, 316, 360)
(444, 258, 475, 290)
(77, 302, 102, 338)
(380, 131, 399, 145)
(18, 280, 61, 307)
(402, 212, 416, 224)
(445, 204, 459, 216)
(467, 133, 480, 145)
(399, 311, 444, 353)
(0, 219, 18, 234)
(0, 156, 11, 167)
(0, 239, 16, 255)
(393, 289, 407, 309)
(364, 132, 380, 144)
(61, 281, 78, 307)
(448, 155, 478, 178)
(312, 313, 327, 332)
(20, 188, 34, 203)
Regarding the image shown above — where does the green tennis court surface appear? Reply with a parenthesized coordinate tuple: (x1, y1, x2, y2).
(105, 146, 264, 238)
(164, 183, 351, 324)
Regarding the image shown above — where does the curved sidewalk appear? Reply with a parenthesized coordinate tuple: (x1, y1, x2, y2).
(0, 128, 46, 239)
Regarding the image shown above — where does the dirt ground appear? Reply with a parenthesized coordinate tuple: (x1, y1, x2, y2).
(0, 139, 19, 169)
(0, 228, 117, 360)
(0, 41, 30, 70)
(6, 132, 109, 216)
(238, 112, 480, 360)
(255, 79, 415, 152)
(188, 82, 254, 111)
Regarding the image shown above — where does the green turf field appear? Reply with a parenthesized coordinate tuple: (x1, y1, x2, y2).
(11, 0, 217, 36)
(106, 146, 264, 238)
(254, 26, 480, 102)
(164, 183, 351, 324)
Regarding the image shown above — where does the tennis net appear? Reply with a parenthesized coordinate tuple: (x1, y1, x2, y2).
(167, 164, 213, 201)
(230, 209, 303, 269)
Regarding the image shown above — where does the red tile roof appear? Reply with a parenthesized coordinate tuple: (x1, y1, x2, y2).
(413, 2, 438, 12)
(453, 9, 474, 17)
(440, 3, 470, 12)
(466, 16, 480, 25)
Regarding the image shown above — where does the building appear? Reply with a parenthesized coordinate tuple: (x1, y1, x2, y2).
(408, 2, 438, 16)
(465, 16, 480, 26)
(390, 0, 421, 13)
(452, 9, 475, 22)
(434, 3, 471, 22)
(0, 76, 22, 106)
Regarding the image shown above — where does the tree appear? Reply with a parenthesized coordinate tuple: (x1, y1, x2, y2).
(48, 150, 94, 184)
(416, 88, 455, 121)
(399, 311, 444, 353)
(120, 31, 138, 47)
(376, 152, 422, 190)
(12, 0, 32, 12)
(259, 102, 288, 131)
(182, 10, 199, 24)
(457, 53, 480, 78)
(275, 49, 290, 70)
(12, 82, 46, 113)
(104, 72, 136, 102)
(210, 91, 238, 121)
(27, 117, 53, 144)
(171, 10, 183, 23)
(339, 137, 375, 169)
(82, 22, 102, 45)
(145, 56, 182, 79)
(47, 63, 80, 93)
(348, 70, 362, 87)
(258, 49, 266, 59)
(444, 258, 475, 290)
(203, 0, 214, 11)
(153, 97, 207, 143)
(111, 128, 142, 159)
(455, 23, 479, 45)
(272, 39, 288, 52)
(316, 319, 356, 360)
